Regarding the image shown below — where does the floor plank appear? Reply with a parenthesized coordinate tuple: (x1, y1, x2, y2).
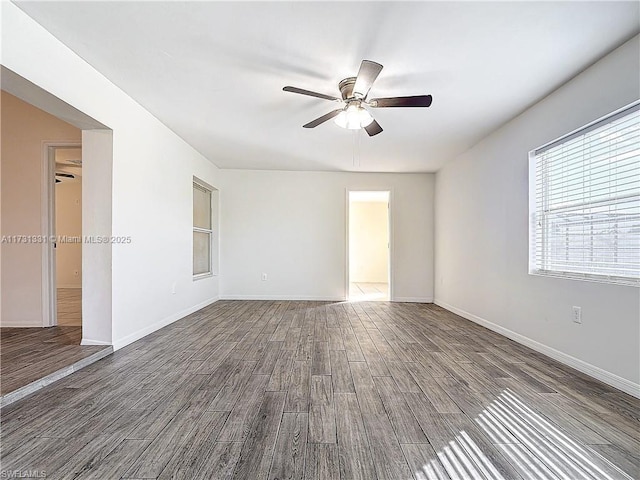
(269, 412, 308, 480)
(311, 341, 331, 376)
(232, 391, 286, 480)
(284, 360, 311, 413)
(335, 392, 377, 480)
(309, 375, 337, 443)
(304, 443, 340, 480)
(329, 350, 355, 394)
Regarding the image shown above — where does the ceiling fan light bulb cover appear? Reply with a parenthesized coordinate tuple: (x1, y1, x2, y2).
(334, 106, 374, 130)
(358, 108, 374, 127)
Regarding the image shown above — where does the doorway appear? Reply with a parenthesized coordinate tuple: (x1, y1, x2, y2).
(348, 191, 390, 301)
(1, 69, 114, 346)
(52, 146, 83, 326)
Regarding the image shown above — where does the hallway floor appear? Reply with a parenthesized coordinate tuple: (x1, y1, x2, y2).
(57, 288, 82, 326)
(0, 326, 109, 400)
(349, 282, 389, 301)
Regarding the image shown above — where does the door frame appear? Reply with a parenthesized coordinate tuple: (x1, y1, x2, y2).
(42, 142, 82, 327)
(345, 189, 394, 301)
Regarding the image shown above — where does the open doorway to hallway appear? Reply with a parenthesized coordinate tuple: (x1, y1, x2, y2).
(0, 75, 113, 406)
(348, 190, 390, 301)
(53, 146, 83, 327)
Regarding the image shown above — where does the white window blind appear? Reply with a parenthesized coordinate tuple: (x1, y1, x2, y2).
(530, 103, 640, 286)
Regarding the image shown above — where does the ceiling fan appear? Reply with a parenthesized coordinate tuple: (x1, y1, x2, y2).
(55, 172, 75, 183)
(283, 60, 432, 137)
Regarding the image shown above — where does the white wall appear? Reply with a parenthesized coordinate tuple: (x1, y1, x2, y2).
(435, 36, 640, 395)
(1, 91, 81, 326)
(219, 170, 434, 302)
(349, 201, 389, 283)
(2, 3, 220, 347)
(55, 179, 82, 288)
(82, 130, 113, 345)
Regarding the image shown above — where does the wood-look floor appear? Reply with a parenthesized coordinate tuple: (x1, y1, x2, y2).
(57, 288, 82, 326)
(0, 327, 107, 396)
(1, 300, 638, 480)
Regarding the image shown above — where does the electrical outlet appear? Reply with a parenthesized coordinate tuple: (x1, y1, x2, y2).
(572, 306, 582, 324)
(171, 282, 177, 294)
(261, 273, 268, 281)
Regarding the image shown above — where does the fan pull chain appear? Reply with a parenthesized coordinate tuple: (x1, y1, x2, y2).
(352, 129, 361, 168)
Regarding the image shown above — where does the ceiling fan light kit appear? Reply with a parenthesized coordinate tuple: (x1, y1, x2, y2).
(283, 60, 432, 137)
(334, 103, 374, 129)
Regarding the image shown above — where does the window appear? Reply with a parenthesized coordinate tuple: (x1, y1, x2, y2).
(529, 103, 640, 286)
(193, 180, 213, 277)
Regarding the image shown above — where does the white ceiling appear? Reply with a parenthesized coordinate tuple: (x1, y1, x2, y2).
(16, 1, 639, 173)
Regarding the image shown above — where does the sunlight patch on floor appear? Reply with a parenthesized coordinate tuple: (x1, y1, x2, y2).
(348, 282, 389, 302)
(413, 388, 631, 480)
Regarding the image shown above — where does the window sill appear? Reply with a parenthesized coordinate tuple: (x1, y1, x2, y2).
(529, 270, 639, 287)
(193, 272, 214, 281)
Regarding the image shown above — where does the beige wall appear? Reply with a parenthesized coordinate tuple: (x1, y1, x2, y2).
(1, 91, 81, 326)
(349, 201, 389, 283)
(55, 177, 82, 288)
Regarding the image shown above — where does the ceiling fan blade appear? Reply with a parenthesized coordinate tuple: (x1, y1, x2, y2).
(55, 172, 75, 179)
(283, 86, 339, 102)
(369, 95, 432, 108)
(303, 109, 344, 128)
(353, 60, 383, 98)
(364, 119, 383, 137)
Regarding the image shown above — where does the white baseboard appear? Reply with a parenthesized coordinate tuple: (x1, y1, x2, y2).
(57, 284, 81, 289)
(81, 338, 112, 346)
(221, 294, 346, 301)
(435, 299, 640, 399)
(112, 296, 219, 350)
(0, 322, 43, 328)
(220, 295, 434, 303)
(393, 296, 434, 303)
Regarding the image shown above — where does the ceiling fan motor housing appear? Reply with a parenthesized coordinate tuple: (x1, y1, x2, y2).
(339, 77, 357, 100)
